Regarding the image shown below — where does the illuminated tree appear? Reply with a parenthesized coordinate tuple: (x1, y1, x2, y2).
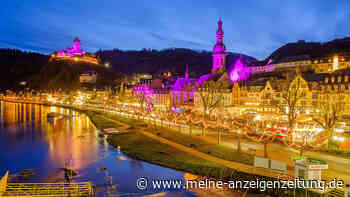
(133, 85, 156, 117)
(273, 73, 308, 142)
(226, 118, 243, 152)
(184, 110, 195, 136)
(312, 93, 344, 149)
(197, 80, 229, 136)
(213, 109, 230, 144)
(295, 126, 314, 156)
(245, 120, 276, 158)
(197, 81, 229, 117)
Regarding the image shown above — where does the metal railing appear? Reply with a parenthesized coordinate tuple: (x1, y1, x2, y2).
(3, 182, 94, 196)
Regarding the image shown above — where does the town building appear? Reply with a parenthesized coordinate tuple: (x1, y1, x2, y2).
(80, 71, 97, 84)
(272, 55, 312, 72)
(131, 18, 350, 122)
(312, 53, 350, 73)
(247, 55, 312, 75)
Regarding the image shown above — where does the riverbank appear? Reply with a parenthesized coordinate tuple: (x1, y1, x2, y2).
(87, 111, 238, 179)
(3, 98, 350, 158)
(0, 100, 329, 196)
(3, 99, 253, 178)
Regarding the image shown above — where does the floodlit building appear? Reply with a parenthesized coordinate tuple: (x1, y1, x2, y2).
(80, 71, 97, 84)
(50, 38, 100, 65)
(272, 55, 312, 72)
(312, 53, 350, 73)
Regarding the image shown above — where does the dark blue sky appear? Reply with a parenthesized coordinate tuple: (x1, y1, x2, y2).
(1, 0, 350, 59)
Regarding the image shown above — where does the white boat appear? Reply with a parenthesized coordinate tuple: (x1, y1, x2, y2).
(102, 128, 121, 134)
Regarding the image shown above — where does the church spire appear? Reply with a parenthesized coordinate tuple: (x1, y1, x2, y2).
(212, 18, 226, 72)
(216, 18, 224, 45)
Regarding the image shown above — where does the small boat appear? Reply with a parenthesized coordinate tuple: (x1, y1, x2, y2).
(19, 169, 36, 178)
(47, 112, 71, 123)
(117, 156, 132, 161)
(99, 168, 108, 171)
(102, 128, 121, 134)
(144, 192, 169, 197)
(47, 112, 64, 118)
(63, 168, 78, 177)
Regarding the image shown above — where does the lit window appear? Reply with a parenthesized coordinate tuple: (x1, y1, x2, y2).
(333, 55, 339, 70)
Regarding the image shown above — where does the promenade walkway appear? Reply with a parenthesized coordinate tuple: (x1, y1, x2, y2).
(98, 115, 294, 181)
(100, 115, 347, 195)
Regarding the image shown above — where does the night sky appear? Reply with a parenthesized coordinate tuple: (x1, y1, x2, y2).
(1, 0, 350, 59)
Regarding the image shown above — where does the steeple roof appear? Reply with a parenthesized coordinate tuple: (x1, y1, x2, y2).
(213, 19, 226, 53)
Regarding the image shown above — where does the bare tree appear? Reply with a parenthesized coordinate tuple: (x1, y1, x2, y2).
(197, 81, 229, 118)
(197, 80, 229, 136)
(133, 85, 155, 121)
(184, 110, 194, 136)
(250, 120, 276, 158)
(312, 93, 344, 148)
(133, 92, 146, 120)
(273, 74, 307, 142)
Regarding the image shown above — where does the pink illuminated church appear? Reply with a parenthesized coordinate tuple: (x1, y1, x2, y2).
(51, 38, 100, 65)
(212, 19, 251, 83)
(171, 18, 253, 104)
(133, 19, 253, 108)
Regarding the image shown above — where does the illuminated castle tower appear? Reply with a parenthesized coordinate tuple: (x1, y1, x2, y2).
(212, 18, 226, 72)
(72, 37, 81, 52)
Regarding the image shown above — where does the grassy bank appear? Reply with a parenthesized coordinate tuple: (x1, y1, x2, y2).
(95, 111, 254, 165)
(107, 132, 237, 179)
(88, 111, 233, 178)
(147, 126, 254, 165)
(87, 111, 269, 180)
(86, 111, 123, 129)
(106, 132, 299, 196)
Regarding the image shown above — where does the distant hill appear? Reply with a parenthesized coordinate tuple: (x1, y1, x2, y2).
(96, 48, 256, 77)
(0, 48, 256, 90)
(28, 61, 122, 91)
(268, 37, 350, 61)
(0, 49, 48, 91)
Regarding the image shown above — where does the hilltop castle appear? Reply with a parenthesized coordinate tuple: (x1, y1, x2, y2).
(50, 38, 100, 65)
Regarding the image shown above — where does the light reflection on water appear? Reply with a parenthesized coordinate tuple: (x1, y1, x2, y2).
(0, 101, 196, 197)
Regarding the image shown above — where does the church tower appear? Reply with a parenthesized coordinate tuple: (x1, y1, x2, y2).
(212, 18, 226, 72)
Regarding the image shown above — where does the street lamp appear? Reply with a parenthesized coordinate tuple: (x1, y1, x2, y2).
(333, 136, 345, 142)
(254, 115, 262, 121)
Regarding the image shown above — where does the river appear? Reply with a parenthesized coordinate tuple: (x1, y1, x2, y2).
(0, 101, 198, 196)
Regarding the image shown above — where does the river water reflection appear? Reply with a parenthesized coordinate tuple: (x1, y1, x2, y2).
(0, 102, 197, 196)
